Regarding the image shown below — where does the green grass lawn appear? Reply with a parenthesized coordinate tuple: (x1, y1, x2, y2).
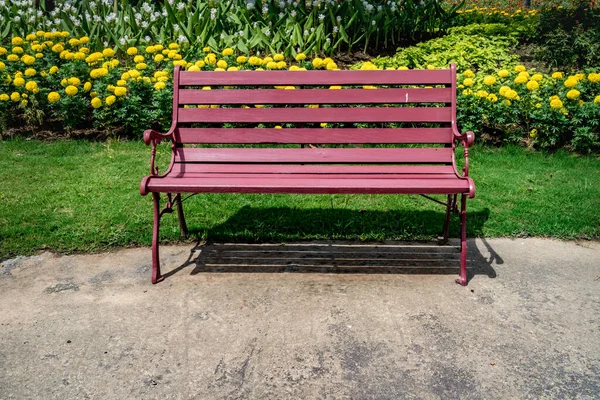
(0, 139, 599, 259)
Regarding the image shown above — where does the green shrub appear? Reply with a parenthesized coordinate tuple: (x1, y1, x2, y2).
(356, 27, 519, 72)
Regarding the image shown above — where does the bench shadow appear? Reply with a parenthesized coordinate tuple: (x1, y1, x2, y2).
(162, 207, 499, 281)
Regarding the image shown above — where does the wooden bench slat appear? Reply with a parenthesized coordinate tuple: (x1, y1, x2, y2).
(173, 148, 453, 164)
(179, 70, 452, 86)
(176, 128, 453, 144)
(178, 88, 452, 105)
(170, 164, 457, 175)
(146, 176, 469, 194)
(178, 107, 452, 123)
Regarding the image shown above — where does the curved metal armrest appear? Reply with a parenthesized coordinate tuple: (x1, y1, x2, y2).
(452, 127, 475, 177)
(143, 129, 175, 176)
(143, 129, 174, 146)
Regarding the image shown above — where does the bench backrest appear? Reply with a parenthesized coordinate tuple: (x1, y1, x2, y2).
(169, 64, 458, 166)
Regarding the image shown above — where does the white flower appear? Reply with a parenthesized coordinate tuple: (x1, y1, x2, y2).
(120, 37, 127, 45)
(145, 36, 151, 42)
(336, 15, 342, 22)
(219, 32, 225, 39)
(265, 28, 271, 36)
(173, 24, 180, 31)
(333, 26, 338, 33)
(178, 35, 188, 43)
(141, 21, 149, 28)
(278, 12, 284, 18)
(318, 14, 325, 21)
(177, 2, 185, 10)
(291, 10, 296, 17)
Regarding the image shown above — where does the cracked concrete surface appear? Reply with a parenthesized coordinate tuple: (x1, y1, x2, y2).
(0, 238, 599, 399)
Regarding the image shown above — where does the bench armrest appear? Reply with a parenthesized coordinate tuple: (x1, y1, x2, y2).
(143, 129, 174, 146)
(143, 129, 175, 176)
(452, 126, 475, 177)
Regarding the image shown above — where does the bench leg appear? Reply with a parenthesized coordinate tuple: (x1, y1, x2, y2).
(456, 194, 468, 286)
(439, 194, 453, 244)
(152, 192, 164, 284)
(175, 193, 188, 239)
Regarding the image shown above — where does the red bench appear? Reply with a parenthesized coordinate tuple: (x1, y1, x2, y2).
(140, 64, 475, 285)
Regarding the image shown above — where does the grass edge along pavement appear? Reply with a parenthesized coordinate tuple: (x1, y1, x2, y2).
(0, 139, 599, 260)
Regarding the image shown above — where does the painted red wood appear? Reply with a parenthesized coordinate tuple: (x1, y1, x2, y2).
(173, 147, 453, 164)
(166, 173, 461, 180)
(178, 70, 452, 86)
(175, 128, 453, 144)
(178, 88, 452, 105)
(145, 176, 470, 194)
(177, 107, 452, 123)
(169, 164, 457, 175)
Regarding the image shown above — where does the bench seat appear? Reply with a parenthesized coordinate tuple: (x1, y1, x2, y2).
(143, 165, 471, 194)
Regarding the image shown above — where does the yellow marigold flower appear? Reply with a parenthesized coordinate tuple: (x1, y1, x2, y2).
(266, 61, 277, 69)
(136, 63, 147, 70)
(26, 34, 37, 41)
(84, 82, 92, 92)
(483, 76, 496, 86)
(514, 75, 527, 84)
(385, 67, 396, 70)
(36, 53, 44, 59)
(154, 82, 166, 90)
(550, 98, 563, 109)
(530, 129, 537, 138)
(21, 99, 28, 106)
(102, 48, 115, 57)
(463, 78, 474, 87)
(65, 85, 78, 96)
(187, 65, 200, 72)
(326, 62, 337, 70)
(363, 85, 377, 90)
(104, 95, 116, 105)
(213, 59, 226, 69)
(35, 31, 45, 37)
(487, 93, 498, 103)
(126, 47, 137, 55)
(114, 87, 127, 97)
(80, 36, 90, 44)
(295, 53, 306, 61)
(0, 47, 7, 56)
(11, 92, 20, 102)
(284, 86, 295, 90)
(91, 97, 102, 109)
(536, 103, 542, 108)
(272, 53, 283, 62)
(64, 52, 75, 61)
(129, 69, 141, 79)
(312, 58, 323, 68)
(463, 69, 475, 78)
(73, 52, 85, 61)
(564, 78, 578, 88)
(169, 43, 179, 50)
(0, 62, 4, 71)
(503, 99, 511, 106)
(13, 77, 25, 87)
(90, 68, 109, 79)
(277, 61, 287, 69)
(12, 37, 24, 46)
(222, 48, 234, 57)
(22, 55, 36, 65)
(205, 54, 216, 65)
(69, 38, 80, 47)
(462, 89, 473, 96)
(475, 90, 488, 98)
(236, 56, 247, 64)
(24, 68, 36, 77)
(274, 125, 282, 129)
(566, 89, 580, 100)
(526, 80, 539, 91)
(552, 72, 563, 79)
(133, 55, 144, 64)
(531, 73, 543, 82)
(289, 65, 300, 71)
(397, 66, 409, 70)
(588, 73, 600, 83)
(145, 46, 156, 54)
(202, 46, 211, 53)
(506, 89, 519, 100)
(12, 46, 24, 54)
(514, 65, 526, 72)
(7, 54, 19, 62)
(52, 44, 64, 53)
(154, 54, 164, 63)
(329, 85, 342, 90)
(25, 81, 38, 92)
(68, 77, 81, 86)
(227, 66, 239, 71)
(0, 94, 9, 101)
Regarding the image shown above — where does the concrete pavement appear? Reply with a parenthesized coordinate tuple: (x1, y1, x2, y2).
(1, 238, 599, 399)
